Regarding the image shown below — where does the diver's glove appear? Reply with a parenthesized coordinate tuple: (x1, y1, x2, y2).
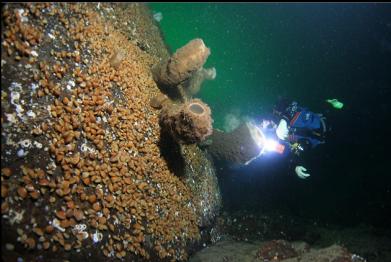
(295, 166, 310, 179)
(276, 119, 289, 140)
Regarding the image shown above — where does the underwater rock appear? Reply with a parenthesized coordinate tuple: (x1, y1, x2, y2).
(189, 239, 367, 262)
(153, 38, 211, 87)
(160, 98, 213, 144)
(256, 240, 298, 261)
(1, 3, 221, 262)
(189, 240, 261, 262)
(202, 122, 264, 166)
(111, 3, 170, 59)
(181, 145, 222, 228)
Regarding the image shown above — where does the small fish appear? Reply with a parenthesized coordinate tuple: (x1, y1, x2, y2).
(326, 98, 344, 109)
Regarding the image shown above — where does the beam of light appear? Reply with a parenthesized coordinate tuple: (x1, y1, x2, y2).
(244, 122, 286, 166)
(264, 139, 278, 151)
(252, 123, 284, 155)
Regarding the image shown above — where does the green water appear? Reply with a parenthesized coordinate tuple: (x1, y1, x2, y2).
(149, 3, 384, 130)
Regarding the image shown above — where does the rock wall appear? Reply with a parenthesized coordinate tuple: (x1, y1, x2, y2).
(1, 3, 221, 261)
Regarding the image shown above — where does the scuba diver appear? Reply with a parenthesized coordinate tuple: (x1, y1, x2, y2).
(201, 98, 327, 179)
(261, 98, 327, 178)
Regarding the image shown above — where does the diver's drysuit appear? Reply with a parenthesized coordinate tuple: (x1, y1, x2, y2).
(273, 99, 327, 150)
